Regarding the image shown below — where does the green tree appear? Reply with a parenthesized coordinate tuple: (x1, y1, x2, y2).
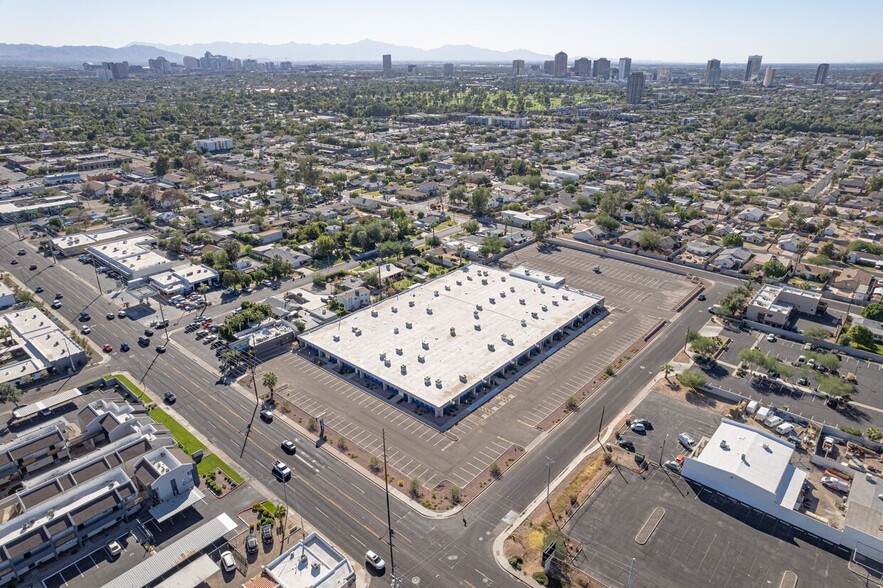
(463, 219, 480, 234)
(314, 234, 337, 259)
(819, 375, 853, 398)
(261, 372, 278, 396)
(690, 336, 719, 356)
(469, 188, 490, 217)
(0, 381, 22, 406)
(676, 369, 707, 390)
(531, 221, 550, 243)
(762, 258, 788, 279)
(638, 230, 661, 250)
(595, 213, 620, 232)
(479, 235, 506, 258)
(153, 154, 170, 177)
(721, 233, 743, 247)
(850, 325, 876, 349)
(862, 303, 883, 322)
(803, 327, 830, 342)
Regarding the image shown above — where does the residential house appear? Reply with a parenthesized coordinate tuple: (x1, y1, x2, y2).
(849, 314, 883, 342)
(686, 239, 722, 258)
(572, 223, 608, 243)
(685, 218, 713, 234)
(793, 262, 831, 282)
(777, 233, 805, 253)
(742, 230, 765, 245)
(833, 269, 875, 301)
(335, 287, 371, 312)
(713, 247, 753, 270)
(738, 207, 767, 222)
(253, 245, 312, 269)
(619, 229, 643, 249)
(424, 245, 461, 267)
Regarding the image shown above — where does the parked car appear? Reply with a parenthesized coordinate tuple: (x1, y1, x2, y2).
(678, 433, 695, 449)
(632, 418, 652, 430)
(245, 532, 258, 554)
(261, 524, 273, 544)
(28, 264, 36, 270)
(107, 541, 122, 558)
(17, 249, 25, 256)
(220, 550, 235, 573)
(144, 328, 154, 337)
(106, 312, 115, 320)
(630, 422, 646, 434)
(797, 377, 809, 386)
(767, 334, 776, 342)
(697, 294, 706, 301)
(138, 336, 150, 347)
(155, 344, 167, 354)
(9, 259, 17, 265)
(617, 439, 635, 451)
(79, 312, 90, 321)
(663, 460, 680, 473)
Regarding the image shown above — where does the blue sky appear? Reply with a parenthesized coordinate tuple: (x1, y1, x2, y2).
(0, 0, 880, 62)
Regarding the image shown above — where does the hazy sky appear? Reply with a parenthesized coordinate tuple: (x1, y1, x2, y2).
(1, 0, 881, 62)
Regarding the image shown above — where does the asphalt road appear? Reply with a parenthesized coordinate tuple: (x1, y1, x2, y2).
(1, 228, 733, 587)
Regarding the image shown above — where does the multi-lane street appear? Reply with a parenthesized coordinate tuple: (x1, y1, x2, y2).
(0, 227, 738, 586)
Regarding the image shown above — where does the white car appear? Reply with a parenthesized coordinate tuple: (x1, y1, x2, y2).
(366, 550, 386, 571)
(767, 334, 776, 342)
(220, 550, 235, 572)
(630, 422, 646, 433)
(107, 540, 122, 557)
(678, 433, 695, 449)
(80, 325, 91, 335)
(51, 300, 62, 309)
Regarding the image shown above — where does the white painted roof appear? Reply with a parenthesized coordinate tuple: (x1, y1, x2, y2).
(692, 419, 795, 498)
(301, 264, 603, 409)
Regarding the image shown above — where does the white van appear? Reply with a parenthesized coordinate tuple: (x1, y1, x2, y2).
(775, 423, 794, 435)
(764, 415, 784, 428)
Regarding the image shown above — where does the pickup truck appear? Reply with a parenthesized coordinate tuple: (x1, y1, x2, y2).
(261, 524, 273, 544)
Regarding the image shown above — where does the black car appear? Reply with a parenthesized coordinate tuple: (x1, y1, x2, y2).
(79, 312, 91, 322)
(28, 264, 37, 270)
(697, 294, 706, 301)
(617, 439, 635, 451)
(144, 329, 154, 337)
(138, 336, 150, 347)
(34, 286, 43, 293)
(164, 391, 177, 404)
(155, 344, 167, 353)
(54, 293, 62, 299)
(10, 259, 17, 265)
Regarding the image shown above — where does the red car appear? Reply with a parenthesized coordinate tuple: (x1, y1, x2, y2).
(103, 343, 113, 353)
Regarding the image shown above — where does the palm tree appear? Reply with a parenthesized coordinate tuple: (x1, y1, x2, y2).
(660, 364, 674, 382)
(262, 372, 279, 399)
(0, 382, 22, 407)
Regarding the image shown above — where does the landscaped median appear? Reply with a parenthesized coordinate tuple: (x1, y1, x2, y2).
(104, 374, 244, 490)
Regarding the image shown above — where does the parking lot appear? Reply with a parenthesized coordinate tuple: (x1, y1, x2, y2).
(712, 324, 883, 432)
(265, 248, 699, 492)
(565, 466, 862, 588)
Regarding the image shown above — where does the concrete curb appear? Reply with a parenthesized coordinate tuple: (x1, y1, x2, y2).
(490, 373, 664, 586)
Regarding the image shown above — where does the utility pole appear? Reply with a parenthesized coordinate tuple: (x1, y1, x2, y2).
(382, 429, 396, 582)
(597, 405, 607, 450)
(545, 456, 555, 504)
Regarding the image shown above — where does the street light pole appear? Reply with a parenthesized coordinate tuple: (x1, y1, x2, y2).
(545, 456, 555, 504)
(382, 429, 396, 582)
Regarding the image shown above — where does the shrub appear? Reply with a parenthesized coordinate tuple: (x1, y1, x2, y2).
(369, 455, 381, 473)
(489, 461, 501, 478)
(532, 571, 549, 586)
(449, 485, 462, 504)
(508, 555, 523, 570)
(605, 364, 615, 376)
(308, 417, 317, 432)
(565, 396, 578, 411)
(840, 426, 863, 437)
(408, 477, 421, 497)
(867, 427, 883, 442)
(337, 436, 348, 450)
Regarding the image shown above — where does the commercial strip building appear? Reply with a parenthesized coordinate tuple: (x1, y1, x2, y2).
(300, 265, 604, 417)
(49, 228, 133, 257)
(86, 234, 170, 281)
(0, 196, 81, 223)
(249, 532, 355, 588)
(745, 284, 824, 327)
(682, 419, 883, 565)
(147, 262, 219, 295)
(0, 307, 87, 386)
(0, 393, 204, 584)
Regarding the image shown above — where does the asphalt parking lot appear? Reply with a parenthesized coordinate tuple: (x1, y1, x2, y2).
(713, 325, 883, 431)
(266, 248, 699, 491)
(565, 466, 862, 588)
(617, 391, 722, 464)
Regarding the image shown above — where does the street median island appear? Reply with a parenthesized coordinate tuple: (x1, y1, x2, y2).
(635, 507, 665, 545)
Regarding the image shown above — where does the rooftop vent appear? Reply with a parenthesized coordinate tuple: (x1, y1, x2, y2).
(422, 340, 429, 350)
(562, 294, 569, 301)
(424, 376, 431, 386)
(450, 327, 456, 337)
(401, 364, 407, 374)
(435, 378, 442, 388)
(501, 276, 507, 282)
(459, 374, 467, 383)
(545, 275, 550, 280)
(332, 334, 340, 342)
(720, 440, 729, 449)
(426, 307, 433, 315)
(391, 306, 397, 313)
(521, 319, 527, 327)
(467, 275, 473, 281)
(418, 354, 425, 363)
(488, 343, 495, 351)
(394, 327, 399, 334)
(406, 322, 413, 329)
(434, 290, 439, 297)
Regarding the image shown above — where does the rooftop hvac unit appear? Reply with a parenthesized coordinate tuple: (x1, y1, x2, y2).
(450, 327, 456, 337)
(354, 328, 362, 336)
(552, 300, 559, 306)
(444, 285, 450, 291)
(379, 352, 387, 361)
(424, 376, 431, 386)
(409, 300, 415, 307)
(510, 286, 515, 293)
(473, 311, 480, 319)
(481, 279, 488, 285)
(401, 365, 407, 374)
(332, 335, 340, 342)
(541, 305, 548, 312)
(519, 299, 526, 305)
(434, 290, 439, 297)
(500, 291, 506, 298)
(521, 319, 527, 327)
(456, 280, 462, 286)
(435, 379, 442, 388)
(489, 298, 495, 304)
(459, 374, 467, 383)
(475, 324, 481, 331)
(422, 341, 429, 350)
(562, 294, 569, 300)
(391, 306, 397, 313)
(426, 307, 433, 315)
(384, 359, 391, 367)
(371, 310, 378, 317)
(393, 327, 400, 334)
(406, 322, 413, 329)
(488, 343, 495, 351)
(418, 354, 425, 363)
(501, 276, 507, 282)
(396, 347, 403, 355)
(476, 304, 483, 311)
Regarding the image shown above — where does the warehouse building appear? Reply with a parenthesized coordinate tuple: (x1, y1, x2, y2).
(300, 265, 604, 418)
(682, 419, 883, 566)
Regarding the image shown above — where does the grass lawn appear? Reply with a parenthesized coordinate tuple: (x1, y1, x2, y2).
(196, 454, 245, 485)
(106, 374, 244, 485)
(434, 219, 456, 230)
(260, 500, 277, 516)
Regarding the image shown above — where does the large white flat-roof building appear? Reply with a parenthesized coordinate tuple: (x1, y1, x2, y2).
(49, 228, 132, 257)
(300, 265, 604, 417)
(86, 235, 171, 281)
(0, 307, 87, 386)
(745, 284, 822, 327)
(147, 262, 219, 295)
(260, 532, 355, 588)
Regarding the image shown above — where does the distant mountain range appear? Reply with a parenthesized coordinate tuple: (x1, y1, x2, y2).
(0, 43, 184, 65)
(0, 40, 550, 66)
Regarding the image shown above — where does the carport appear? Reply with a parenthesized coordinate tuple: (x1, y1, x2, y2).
(147, 487, 206, 524)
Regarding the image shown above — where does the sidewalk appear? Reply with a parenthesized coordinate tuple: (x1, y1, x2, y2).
(491, 372, 665, 586)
